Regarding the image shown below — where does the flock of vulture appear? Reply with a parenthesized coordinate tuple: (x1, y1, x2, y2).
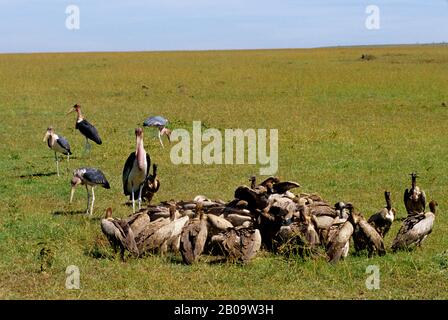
(42, 104, 439, 265)
(101, 172, 438, 265)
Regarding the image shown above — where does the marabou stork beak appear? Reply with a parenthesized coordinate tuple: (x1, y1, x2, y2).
(43, 132, 50, 142)
(69, 186, 76, 203)
(66, 107, 75, 115)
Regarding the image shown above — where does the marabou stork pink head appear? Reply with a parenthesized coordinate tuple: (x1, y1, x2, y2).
(67, 104, 81, 115)
(160, 127, 171, 142)
(69, 174, 83, 203)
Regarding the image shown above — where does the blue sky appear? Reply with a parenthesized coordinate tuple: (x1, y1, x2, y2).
(0, 0, 447, 53)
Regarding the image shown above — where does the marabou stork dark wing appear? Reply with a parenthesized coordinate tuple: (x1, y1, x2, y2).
(56, 136, 72, 155)
(76, 119, 102, 144)
(122, 152, 136, 196)
(83, 168, 110, 189)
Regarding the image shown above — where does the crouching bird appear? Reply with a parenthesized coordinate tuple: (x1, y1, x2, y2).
(212, 227, 262, 264)
(180, 203, 208, 264)
(351, 211, 386, 257)
(101, 208, 139, 260)
(391, 200, 438, 252)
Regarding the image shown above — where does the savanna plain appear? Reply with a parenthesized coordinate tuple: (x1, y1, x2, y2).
(0, 45, 447, 299)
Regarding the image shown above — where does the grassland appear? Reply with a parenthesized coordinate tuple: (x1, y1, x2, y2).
(0, 45, 447, 299)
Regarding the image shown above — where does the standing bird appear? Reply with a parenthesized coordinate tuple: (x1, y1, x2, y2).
(42, 127, 72, 176)
(143, 116, 171, 148)
(101, 208, 139, 260)
(67, 104, 102, 152)
(391, 200, 438, 252)
(142, 163, 160, 204)
(404, 172, 426, 216)
(122, 128, 151, 213)
(70, 167, 110, 215)
(368, 191, 396, 238)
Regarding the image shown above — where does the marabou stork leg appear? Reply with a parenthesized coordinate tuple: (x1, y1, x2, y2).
(85, 185, 90, 215)
(131, 187, 136, 213)
(90, 187, 95, 216)
(138, 184, 143, 210)
(84, 138, 91, 154)
(54, 152, 60, 176)
(66, 154, 70, 173)
(158, 130, 164, 148)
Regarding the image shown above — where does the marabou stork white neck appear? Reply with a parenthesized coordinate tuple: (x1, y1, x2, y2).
(135, 129, 146, 171)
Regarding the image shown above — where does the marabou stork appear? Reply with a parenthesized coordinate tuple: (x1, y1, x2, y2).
(70, 167, 110, 215)
(122, 128, 151, 213)
(143, 116, 171, 148)
(42, 127, 72, 176)
(67, 104, 102, 152)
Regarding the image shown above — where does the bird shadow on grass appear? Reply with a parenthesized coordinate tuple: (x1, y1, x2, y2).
(84, 247, 115, 260)
(205, 256, 228, 265)
(84, 236, 116, 260)
(19, 172, 57, 178)
(52, 209, 86, 216)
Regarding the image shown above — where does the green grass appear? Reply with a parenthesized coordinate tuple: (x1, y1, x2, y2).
(1, 45, 448, 299)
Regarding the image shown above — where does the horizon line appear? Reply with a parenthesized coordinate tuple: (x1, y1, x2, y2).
(1, 42, 447, 56)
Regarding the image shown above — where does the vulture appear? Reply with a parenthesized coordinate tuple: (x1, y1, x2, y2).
(180, 203, 209, 264)
(135, 206, 189, 255)
(234, 185, 270, 211)
(275, 205, 320, 257)
(142, 163, 160, 204)
(368, 191, 395, 238)
(404, 172, 426, 216)
(212, 227, 262, 264)
(326, 203, 355, 264)
(100, 208, 139, 260)
(391, 200, 438, 252)
(351, 211, 386, 257)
